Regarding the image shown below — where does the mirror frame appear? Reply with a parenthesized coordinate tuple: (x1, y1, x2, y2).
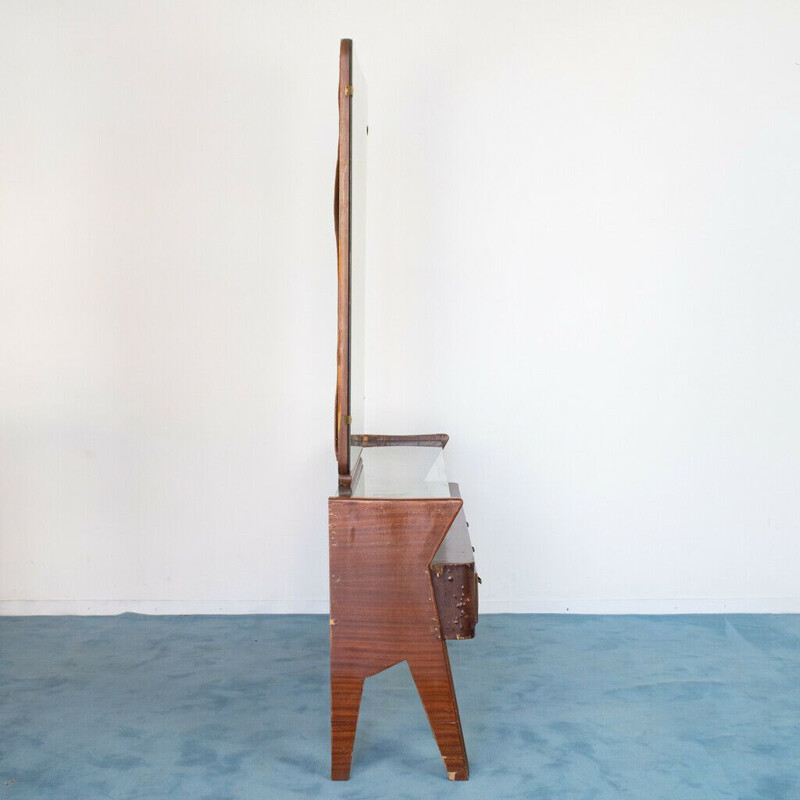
(334, 39, 362, 490)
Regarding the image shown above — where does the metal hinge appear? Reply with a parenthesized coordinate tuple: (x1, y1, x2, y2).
(344, 85, 353, 97)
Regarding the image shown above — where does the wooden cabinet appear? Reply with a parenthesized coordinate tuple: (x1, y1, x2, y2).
(329, 39, 479, 782)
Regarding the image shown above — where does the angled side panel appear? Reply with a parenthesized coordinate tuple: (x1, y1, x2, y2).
(329, 497, 469, 781)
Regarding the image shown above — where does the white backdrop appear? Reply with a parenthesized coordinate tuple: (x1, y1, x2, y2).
(2, 1, 799, 614)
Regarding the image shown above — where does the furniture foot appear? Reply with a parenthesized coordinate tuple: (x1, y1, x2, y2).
(408, 643, 469, 781)
(331, 672, 365, 780)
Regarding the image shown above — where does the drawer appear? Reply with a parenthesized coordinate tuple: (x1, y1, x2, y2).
(431, 561, 478, 640)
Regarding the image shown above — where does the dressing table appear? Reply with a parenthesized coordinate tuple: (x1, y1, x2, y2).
(329, 39, 479, 782)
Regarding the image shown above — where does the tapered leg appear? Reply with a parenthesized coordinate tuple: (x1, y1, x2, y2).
(408, 642, 469, 781)
(331, 671, 365, 780)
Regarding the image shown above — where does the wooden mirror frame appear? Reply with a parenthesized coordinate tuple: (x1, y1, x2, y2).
(334, 39, 363, 492)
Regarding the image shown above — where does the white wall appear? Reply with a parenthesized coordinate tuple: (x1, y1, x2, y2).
(2, 1, 799, 615)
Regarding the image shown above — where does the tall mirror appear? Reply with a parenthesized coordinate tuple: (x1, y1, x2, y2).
(335, 40, 368, 490)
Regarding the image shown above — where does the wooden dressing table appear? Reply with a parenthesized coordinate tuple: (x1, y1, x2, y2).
(329, 40, 479, 782)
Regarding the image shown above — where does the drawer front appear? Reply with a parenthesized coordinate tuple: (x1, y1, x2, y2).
(431, 562, 478, 640)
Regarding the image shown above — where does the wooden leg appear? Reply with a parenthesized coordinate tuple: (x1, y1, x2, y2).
(408, 643, 469, 781)
(331, 671, 365, 781)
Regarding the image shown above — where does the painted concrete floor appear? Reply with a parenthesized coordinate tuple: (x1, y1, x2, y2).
(1, 614, 799, 799)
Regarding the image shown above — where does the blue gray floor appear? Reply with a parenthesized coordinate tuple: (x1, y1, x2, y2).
(1, 614, 799, 799)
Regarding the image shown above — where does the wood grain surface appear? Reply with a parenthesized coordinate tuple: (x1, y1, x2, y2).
(329, 497, 470, 781)
(335, 39, 352, 484)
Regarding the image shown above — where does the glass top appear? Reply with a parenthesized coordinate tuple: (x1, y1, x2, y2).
(351, 446, 452, 498)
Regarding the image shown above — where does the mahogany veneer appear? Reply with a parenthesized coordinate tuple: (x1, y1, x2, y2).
(329, 497, 469, 780)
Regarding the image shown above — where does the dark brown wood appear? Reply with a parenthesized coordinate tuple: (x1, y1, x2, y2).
(335, 39, 353, 485)
(351, 433, 450, 448)
(329, 497, 469, 781)
(431, 564, 479, 640)
(431, 484, 479, 640)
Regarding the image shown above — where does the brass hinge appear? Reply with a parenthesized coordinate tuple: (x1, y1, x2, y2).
(344, 85, 353, 97)
(345, 415, 352, 424)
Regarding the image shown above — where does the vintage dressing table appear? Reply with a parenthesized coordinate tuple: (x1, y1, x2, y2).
(329, 39, 479, 782)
